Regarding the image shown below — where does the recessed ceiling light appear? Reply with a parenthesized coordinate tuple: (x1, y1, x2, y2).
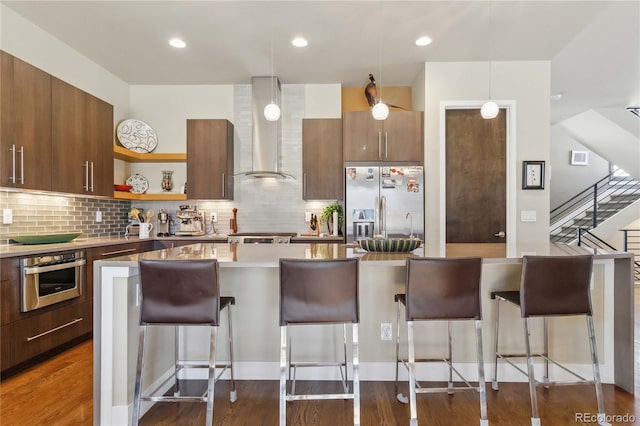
(550, 93, 564, 101)
(292, 37, 308, 48)
(415, 36, 432, 47)
(169, 38, 187, 48)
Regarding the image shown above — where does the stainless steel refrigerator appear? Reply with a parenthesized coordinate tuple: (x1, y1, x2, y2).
(345, 166, 424, 242)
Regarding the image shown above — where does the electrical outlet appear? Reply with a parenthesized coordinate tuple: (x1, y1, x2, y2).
(305, 211, 312, 222)
(381, 323, 392, 341)
(2, 208, 12, 224)
(96, 211, 102, 222)
(211, 212, 217, 223)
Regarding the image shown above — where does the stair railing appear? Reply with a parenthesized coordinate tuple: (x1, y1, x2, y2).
(550, 172, 640, 240)
(578, 228, 640, 282)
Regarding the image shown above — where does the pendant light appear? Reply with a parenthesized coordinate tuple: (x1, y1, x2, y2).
(481, 0, 499, 120)
(372, 0, 388, 121)
(264, 37, 281, 121)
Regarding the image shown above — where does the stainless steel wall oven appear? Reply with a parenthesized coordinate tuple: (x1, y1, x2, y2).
(20, 251, 86, 312)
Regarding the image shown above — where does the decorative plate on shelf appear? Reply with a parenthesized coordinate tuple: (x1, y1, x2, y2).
(116, 119, 158, 153)
(126, 174, 149, 194)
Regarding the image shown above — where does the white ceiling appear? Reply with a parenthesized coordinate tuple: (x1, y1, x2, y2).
(3, 0, 639, 123)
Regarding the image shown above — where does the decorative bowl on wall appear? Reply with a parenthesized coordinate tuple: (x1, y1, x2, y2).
(357, 238, 421, 253)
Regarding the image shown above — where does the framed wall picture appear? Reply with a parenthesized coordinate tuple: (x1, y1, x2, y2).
(571, 150, 589, 165)
(522, 161, 545, 190)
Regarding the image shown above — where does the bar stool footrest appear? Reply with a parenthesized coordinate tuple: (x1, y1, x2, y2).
(286, 392, 355, 401)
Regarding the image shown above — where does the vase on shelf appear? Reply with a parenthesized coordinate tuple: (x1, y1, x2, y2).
(161, 170, 174, 192)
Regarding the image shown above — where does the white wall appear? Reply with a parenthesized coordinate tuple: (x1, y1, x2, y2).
(424, 61, 551, 256)
(304, 84, 341, 118)
(0, 4, 130, 122)
(550, 125, 610, 210)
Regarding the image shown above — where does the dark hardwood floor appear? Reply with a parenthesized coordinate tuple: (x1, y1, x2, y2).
(1, 287, 638, 425)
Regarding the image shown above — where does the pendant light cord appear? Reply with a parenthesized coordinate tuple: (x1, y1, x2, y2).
(378, 0, 383, 103)
(488, 0, 493, 101)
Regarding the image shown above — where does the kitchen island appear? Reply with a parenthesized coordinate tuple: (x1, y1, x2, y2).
(93, 243, 634, 425)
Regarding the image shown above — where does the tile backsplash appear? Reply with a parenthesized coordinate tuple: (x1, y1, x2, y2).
(0, 191, 131, 242)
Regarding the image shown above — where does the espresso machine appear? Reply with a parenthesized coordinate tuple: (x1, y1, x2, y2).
(156, 209, 171, 237)
(175, 205, 204, 236)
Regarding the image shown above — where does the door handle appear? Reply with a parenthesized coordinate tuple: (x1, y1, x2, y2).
(494, 231, 506, 238)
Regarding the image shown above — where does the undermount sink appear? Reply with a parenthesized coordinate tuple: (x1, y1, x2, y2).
(357, 238, 421, 253)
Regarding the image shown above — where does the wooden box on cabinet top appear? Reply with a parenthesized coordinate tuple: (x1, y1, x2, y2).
(343, 111, 423, 163)
(302, 118, 343, 200)
(187, 119, 234, 200)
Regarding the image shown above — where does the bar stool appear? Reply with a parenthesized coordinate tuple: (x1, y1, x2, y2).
(394, 257, 488, 426)
(491, 255, 608, 426)
(132, 259, 236, 426)
(279, 258, 360, 426)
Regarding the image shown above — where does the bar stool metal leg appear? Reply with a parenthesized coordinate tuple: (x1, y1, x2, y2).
(352, 323, 361, 426)
(542, 316, 549, 388)
(523, 318, 541, 426)
(395, 296, 403, 401)
(492, 297, 500, 390)
(407, 320, 418, 426)
(227, 303, 237, 403)
(475, 319, 489, 426)
(206, 327, 218, 426)
(279, 326, 288, 426)
(174, 325, 181, 397)
(587, 316, 610, 426)
(342, 323, 349, 393)
(131, 324, 146, 426)
(447, 321, 454, 394)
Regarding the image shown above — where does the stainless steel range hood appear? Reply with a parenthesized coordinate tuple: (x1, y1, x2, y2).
(240, 76, 293, 179)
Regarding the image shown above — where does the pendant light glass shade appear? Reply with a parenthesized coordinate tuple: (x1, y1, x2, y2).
(372, 101, 389, 121)
(264, 103, 281, 121)
(480, 101, 499, 119)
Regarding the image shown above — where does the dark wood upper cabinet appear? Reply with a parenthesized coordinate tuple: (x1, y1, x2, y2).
(1, 52, 52, 190)
(343, 111, 423, 163)
(302, 118, 343, 200)
(187, 119, 234, 200)
(85, 92, 114, 196)
(1, 51, 113, 196)
(51, 78, 114, 196)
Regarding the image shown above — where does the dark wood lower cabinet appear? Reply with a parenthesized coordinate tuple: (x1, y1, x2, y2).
(7, 299, 92, 371)
(1, 324, 11, 369)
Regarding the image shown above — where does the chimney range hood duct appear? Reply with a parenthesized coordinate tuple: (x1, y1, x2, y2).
(240, 76, 293, 179)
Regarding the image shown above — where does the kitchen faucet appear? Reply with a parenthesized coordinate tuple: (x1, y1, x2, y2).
(405, 212, 414, 239)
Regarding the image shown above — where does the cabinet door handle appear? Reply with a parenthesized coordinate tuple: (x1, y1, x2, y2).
(83, 160, 89, 191)
(9, 144, 16, 183)
(18, 146, 24, 184)
(90, 161, 94, 192)
(221, 173, 225, 198)
(101, 247, 137, 256)
(385, 132, 388, 159)
(378, 132, 382, 159)
(26, 318, 83, 342)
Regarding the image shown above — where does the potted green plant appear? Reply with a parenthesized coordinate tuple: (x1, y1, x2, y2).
(320, 203, 344, 235)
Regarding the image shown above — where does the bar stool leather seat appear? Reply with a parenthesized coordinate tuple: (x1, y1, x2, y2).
(394, 257, 488, 426)
(132, 259, 236, 426)
(279, 258, 360, 426)
(490, 255, 608, 426)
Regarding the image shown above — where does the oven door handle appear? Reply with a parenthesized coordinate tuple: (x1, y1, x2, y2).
(22, 259, 86, 275)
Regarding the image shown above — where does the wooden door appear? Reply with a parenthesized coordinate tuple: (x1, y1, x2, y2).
(445, 108, 506, 258)
(1, 53, 52, 190)
(384, 111, 423, 162)
(302, 119, 343, 200)
(52, 78, 86, 194)
(343, 111, 383, 162)
(85, 93, 114, 196)
(187, 119, 234, 199)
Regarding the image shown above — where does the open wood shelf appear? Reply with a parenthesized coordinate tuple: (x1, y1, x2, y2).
(113, 145, 186, 162)
(113, 191, 188, 201)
